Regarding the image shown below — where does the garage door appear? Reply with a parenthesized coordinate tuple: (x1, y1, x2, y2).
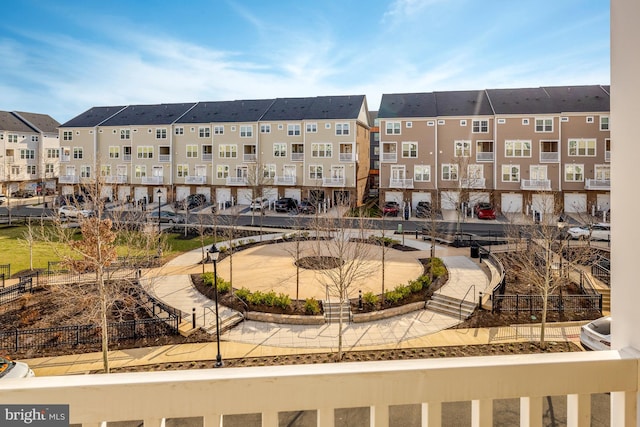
(532, 194, 554, 214)
(564, 193, 587, 213)
(501, 193, 523, 213)
(596, 194, 610, 212)
(117, 186, 130, 202)
(440, 191, 459, 210)
(385, 191, 403, 203)
(262, 187, 278, 202)
(155, 187, 167, 203)
(411, 192, 431, 210)
(216, 188, 231, 205)
(61, 185, 74, 196)
(469, 191, 490, 208)
(196, 187, 211, 202)
(134, 187, 148, 203)
(284, 188, 301, 203)
(237, 188, 253, 205)
(176, 186, 190, 202)
(101, 186, 113, 202)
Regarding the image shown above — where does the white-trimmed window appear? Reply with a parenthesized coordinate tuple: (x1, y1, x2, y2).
(260, 124, 271, 134)
(530, 165, 547, 180)
(441, 164, 459, 181)
(47, 148, 60, 158)
(186, 145, 198, 158)
(311, 143, 332, 158)
(177, 164, 189, 178)
(31, 135, 39, 142)
(26, 165, 36, 175)
(306, 123, 317, 133)
(385, 121, 401, 135)
(80, 165, 91, 178)
(568, 138, 596, 156)
(595, 164, 610, 181)
(455, 140, 471, 157)
(586, 116, 595, 123)
(101, 165, 111, 176)
(137, 146, 153, 159)
(402, 142, 418, 158)
(505, 140, 531, 157)
(467, 164, 484, 180)
(11, 165, 20, 175)
(564, 164, 584, 182)
(175, 127, 184, 135)
(8, 134, 18, 143)
(214, 126, 224, 135)
(198, 127, 210, 138)
(45, 164, 54, 174)
(216, 165, 229, 179)
(414, 165, 431, 182)
(20, 149, 35, 159)
(287, 124, 301, 136)
(472, 120, 489, 133)
(73, 147, 83, 159)
(273, 143, 287, 158)
(135, 165, 146, 178)
(120, 129, 130, 139)
(263, 164, 276, 179)
(600, 116, 609, 131)
(156, 128, 167, 139)
(522, 119, 530, 126)
(219, 144, 237, 158)
(336, 123, 350, 135)
(109, 146, 120, 159)
(240, 125, 253, 137)
(63, 131, 73, 141)
(460, 120, 467, 127)
(535, 118, 553, 132)
(309, 165, 323, 179)
(406, 122, 412, 128)
(501, 165, 520, 182)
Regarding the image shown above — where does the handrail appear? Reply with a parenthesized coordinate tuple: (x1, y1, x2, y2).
(203, 306, 217, 330)
(459, 284, 475, 320)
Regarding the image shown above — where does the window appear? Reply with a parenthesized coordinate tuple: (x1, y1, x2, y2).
(561, 117, 569, 122)
(472, 120, 489, 133)
(101, 165, 111, 176)
(406, 122, 412, 128)
(535, 118, 553, 132)
(502, 165, 520, 182)
(198, 127, 210, 138)
(336, 123, 350, 135)
(47, 148, 60, 158)
(186, 145, 198, 158)
(505, 140, 531, 157)
(120, 129, 130, 139)
(27, 165, 36, 175)
(137, 146, 153, 159)
(240, 125, 253, 137)
(595, 164, 610, 180)
(402, 142, 418, 158)
(306, 123, 317, 133)
(109, 146, 120, 159)
(460, 120, 467, 127)
(45, 164, 54, 174)
(20, 149, 35, 159)
(287, 124, 301, 136)
(260, 124, 271, 134)
(414, 165, 431, 182)
(219, 144, 237, 158)
(156, 128, 167, 139)
(309, 165, 323, 179)
(214, 126, 224, 135)
(441, 164, 459, 181)
(63, 131, 73, 141)
(177, 164, 189, 178)
(455, 140, 471, 157)
(586, 116, 594, 123)
(31, 135, 39, 142)
(263, 164, 276, 179)
(311, 143, 332, 158)
(216, 165, 229, 179)
(568, 139, 596, 156)
(600, 116, 609, 131)
(522, 119, 530, 126)
(564, 164, 584, 181)
(175, 127, 184, 135)
(529, 165, 547, 180)
(11, 166, 20, 175)
(134, 165, 146, 178)
(497, 118, 506, 124)
(427, 121, 435, 126)
(73, 147, 83, 159)
(81, 165, 91, 178)
(385, 121, 401, 135)
(437, 120, 445, 125)
(273, 143, 287, 158)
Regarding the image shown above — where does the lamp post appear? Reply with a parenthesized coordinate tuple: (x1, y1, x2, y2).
(156, 189, 162, 235)
(208, 244, 223, 367)
(557, 217, 566, 278)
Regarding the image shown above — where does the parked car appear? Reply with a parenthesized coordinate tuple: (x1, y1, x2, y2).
(11, 189, 35, 198)
(0, 195, 5, 205)
(0, 355, 34, 379)
(57, 194, 86, 206)
(147, 211, 185, 224)
(474, 202, 497, 220)
(298, 200, 317, 214)
(382, 201, 400, 217)
(274, 197, 298, 213)
(250, 197, 269, 211)
(580, 316, 611, 351)
(415, 201, 432, 218)
(175, 193, 207, 210)
(58, 205, 94, 219)
(567, 223, 611, 241)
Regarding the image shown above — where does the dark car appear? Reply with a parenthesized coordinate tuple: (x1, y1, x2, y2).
(298, 200, 316, 214)
(176, 193, 207, 210)
(415, 201, 432, 218)
(382, 201, 400, 216)
(147, 211, 185, 224)
(474, 202, 496, 220)
(11, 189, 35, 198)
(275, 197, 298, 213)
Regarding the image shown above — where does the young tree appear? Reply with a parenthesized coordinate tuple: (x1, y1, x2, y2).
(18, 216, 38, 271)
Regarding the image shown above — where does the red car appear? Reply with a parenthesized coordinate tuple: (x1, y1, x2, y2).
(382, 201, 400, 216)
(474, 202, 496, 220)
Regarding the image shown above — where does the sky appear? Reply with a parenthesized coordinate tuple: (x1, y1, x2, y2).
(0, 0, 610, 124)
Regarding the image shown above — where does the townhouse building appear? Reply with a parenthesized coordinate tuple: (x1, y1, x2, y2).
(0, 111, 60, 196)
(378, 85, 610, 216)
(57, 95, 370, 207)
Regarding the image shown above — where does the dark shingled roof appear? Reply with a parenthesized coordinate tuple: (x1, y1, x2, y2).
(177, 99, 276, 123)
(0, 111, 38, 132)
(435, 90, 494, 116)
(485, 87, 557, 115)
(378, 93, 437, 119)
(543, 85, 610, 113)
(13, 112, 60, 133)
(261, 95, 366, 121)
(61, 106, 128, 128)
(100, 103, 197, 126)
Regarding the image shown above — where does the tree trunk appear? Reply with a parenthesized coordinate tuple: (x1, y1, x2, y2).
(98, 268, 110, 373)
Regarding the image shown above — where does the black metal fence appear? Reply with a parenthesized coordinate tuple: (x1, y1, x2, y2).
(0, 277, 33, 305)
(492, 293, 602, 314)
(0, 264, 10, 279)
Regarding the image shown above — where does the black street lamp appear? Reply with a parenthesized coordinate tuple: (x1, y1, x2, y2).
(208, 244, 223, 367)
(156, 189, 162, 235)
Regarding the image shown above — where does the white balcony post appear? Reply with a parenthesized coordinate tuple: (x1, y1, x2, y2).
(142, 417, 165, 427)
(203, 413, 222, 427)
(566, 394, 590, 427)
(262, 411, 278, 426)
(318, 407, 335, 427)
(371, 405, 389, 427)
(520, 396, 542, 427)
(421, 402, 441, 427)
(471, 399, 492, 427)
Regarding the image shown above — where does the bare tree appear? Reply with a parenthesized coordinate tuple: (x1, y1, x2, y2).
(281, 213, 310, 300)
(246, 163, 275, 230)
(18, 216, 38, 271)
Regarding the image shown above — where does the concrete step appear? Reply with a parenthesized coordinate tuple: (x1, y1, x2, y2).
(324, 301, 351, 323)
(203, 313, 245, 336)
(426, 293, 477, 319)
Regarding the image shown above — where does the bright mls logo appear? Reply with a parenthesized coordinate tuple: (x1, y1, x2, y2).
(1, 405, 69, 426)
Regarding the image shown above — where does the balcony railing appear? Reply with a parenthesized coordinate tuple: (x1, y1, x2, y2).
(123, 154, 132, 162)
(291, 153, 304, 162)
(274, 176, 296, 185)
(202, 153, 213, 161)
(521, 179, 551, 190)
(540, 152, 560, 163)
(323, 177, 346, 187)
(104, 175, 127, 184)
(605, 151, 611, 162)
(141, 176, 163, 185)
(381, 152, 397, 162)
(1, 351, 637, 426)
(460, 178, 486, 189)
(476, 152, 494, 162)
(185, 176, 206, 185)
(243, 154, 257, 163)
(58, 175, 79, 184)
(158, 154, 171, 163)
(389, 178, 414, 189)
(226, 176, 247, 186)
(60, 155, 70, 163)
(585, 179, 611, 190)
(339, 153, 354, 162)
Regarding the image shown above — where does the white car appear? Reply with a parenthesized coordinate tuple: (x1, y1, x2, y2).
(567, 223, 611, 241)
(58, 205, 94, 219)
(0, 355, 35, 379)
(250, 197, 269, 211)
(580, 316, 611, 351)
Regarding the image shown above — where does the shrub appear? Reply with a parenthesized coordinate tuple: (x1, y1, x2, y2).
(384, 290, 403, 304)
(275, 293, 291, 309)
(394, 284, 411, 299)
(304, 298, 321, 314)
(235, 287, 251, 302)
(429, 258, 446, 278)
(362, 291, 379, 306)
(201, 272, 215, 286)
(216, 278, 231, 294)
(408, 275, 431, 292)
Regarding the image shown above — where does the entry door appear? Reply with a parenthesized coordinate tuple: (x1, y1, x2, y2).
(283, 165, 296, 178)
(152, 166, 163, 177)
(391, 165, 406, 180)
(530, 165, 547, 180)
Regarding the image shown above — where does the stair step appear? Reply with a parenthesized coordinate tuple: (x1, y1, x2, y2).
(426, 293, 477, 319)
(324, 301, 351, 323)
(203, 313, 244, 336)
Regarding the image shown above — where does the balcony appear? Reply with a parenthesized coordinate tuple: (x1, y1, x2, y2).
(2, 352, 637, 426)
(605, 151, 611, 162)
(123, 154, 132, 162)
(323, 177, 346, 187)
(105, 175, 127, 184)
(339, 152, 355, 162)
(521, 179, 551, 191)
(60, 155, 70, 163)
(202, 153, 212, 161)
(381, 152, 397, 162)
(460, 178, 486, 189)
(159, 154, 171, 163)
(389, 178, 414, 189)
(585, 179, 611, 190)
(540, 152, 560, 163)
(274, 176, 296, 185)
(185, 176, 206, 185)
(58, 175, 79, 184)
(476, 152, 494, 162)
(243, 154, 257, 163)
(141, 176, 163, 185)
(291, 153, 304, 162)
(226, 176, 247, 186)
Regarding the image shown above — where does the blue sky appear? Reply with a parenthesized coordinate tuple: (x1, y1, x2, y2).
(1, 0, 609, 123)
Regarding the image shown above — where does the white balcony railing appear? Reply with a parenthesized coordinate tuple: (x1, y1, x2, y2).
(291, 153, 304, 162)
(389, 178, 414, 189)
(540, 152, 560, 163)
(1, 351, 637, 426)
(381, 152, 397, 162)
(185, 176, 206, 184)
(274, 176, 296, 185)
(58, 175, 79, 184)
(226, 176, 247, 186)
(323, 177, 346, 187)
(158, 154, 171, 163)
(339, 153, 354, 162)
(104, 175, 127, 184)
(60, 155, 70, 163)
(521, 179, 551, 190)
(605, 151, 611, 162)
(460, 177, 486, 189)
(202, 153, 213, 161)
(141, 176, 163, 185)
(243, 153, 257, 162)
(123, 154, 132, 162)
(476, 152, 494, 162)
(585, 179, 611, 190)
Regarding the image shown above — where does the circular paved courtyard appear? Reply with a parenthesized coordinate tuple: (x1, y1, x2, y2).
(215, 240, 425, 300)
